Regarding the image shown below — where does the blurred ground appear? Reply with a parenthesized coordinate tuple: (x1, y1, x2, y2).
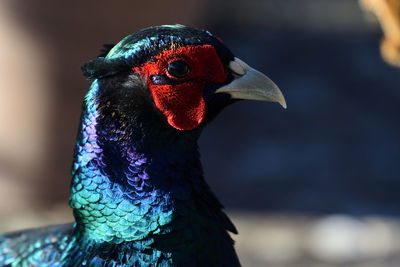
(0, 0, 399, 266)
(2, 209, 400, 267)
(234, 213, 400, 267)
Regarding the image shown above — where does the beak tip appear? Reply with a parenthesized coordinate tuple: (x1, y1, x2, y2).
(279, 99, 287, 109)
(276, 91, 287, 109)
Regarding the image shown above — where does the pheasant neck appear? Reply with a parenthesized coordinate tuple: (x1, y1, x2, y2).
(69, 80, 206, 244)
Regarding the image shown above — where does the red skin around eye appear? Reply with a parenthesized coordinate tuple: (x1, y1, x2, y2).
(132, 45, 227, 131)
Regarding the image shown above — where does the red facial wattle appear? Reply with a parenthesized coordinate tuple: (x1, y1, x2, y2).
(133, 45, 227, 131)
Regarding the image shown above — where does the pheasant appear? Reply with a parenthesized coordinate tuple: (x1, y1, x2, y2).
(0, 25, 286, 266)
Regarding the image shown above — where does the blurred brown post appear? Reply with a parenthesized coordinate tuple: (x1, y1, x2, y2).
(360, 0, 400, 67)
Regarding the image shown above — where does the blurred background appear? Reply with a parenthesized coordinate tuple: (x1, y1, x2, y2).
(0, 0, 399, 266)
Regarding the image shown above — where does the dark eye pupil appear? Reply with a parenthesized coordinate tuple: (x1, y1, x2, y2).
(167, 60, 190, 78)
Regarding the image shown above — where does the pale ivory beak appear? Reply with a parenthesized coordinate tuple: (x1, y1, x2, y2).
(215, 57, 287, 109)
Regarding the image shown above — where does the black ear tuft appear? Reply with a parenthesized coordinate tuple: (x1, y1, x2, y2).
(81, 58, 128, 79)
(81, 59, 107, 79)
(98, 44, 115, 58)
(81, 44, 120, 79)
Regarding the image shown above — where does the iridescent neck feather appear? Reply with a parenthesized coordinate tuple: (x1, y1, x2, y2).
(70, 79, 207, 244)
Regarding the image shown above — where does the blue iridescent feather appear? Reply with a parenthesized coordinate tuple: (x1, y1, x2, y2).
(0, 25, 241, 266)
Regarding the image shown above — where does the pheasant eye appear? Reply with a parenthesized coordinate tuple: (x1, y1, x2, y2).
(167, 60, 190, 78)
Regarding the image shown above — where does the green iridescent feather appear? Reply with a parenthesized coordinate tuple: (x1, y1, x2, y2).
(0, 25, 241, 266)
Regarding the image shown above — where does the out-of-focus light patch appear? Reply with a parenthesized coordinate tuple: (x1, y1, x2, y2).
(0, 169, 32, 215)
(0, 1, 49, 169)
(360, 0, 400, 67)
(0, 201, 73, 233)
(232, 213, 303, 264)
(308, 215, 395, 262)
(228, 212, 400, 266)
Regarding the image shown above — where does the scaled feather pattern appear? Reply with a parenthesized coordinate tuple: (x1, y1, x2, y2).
(0, 24, 284, 266)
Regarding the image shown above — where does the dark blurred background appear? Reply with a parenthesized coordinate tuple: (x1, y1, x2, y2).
(1, 0, 400, 266)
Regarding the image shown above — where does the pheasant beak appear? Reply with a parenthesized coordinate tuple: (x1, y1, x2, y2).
(215, 57, 287, 109)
